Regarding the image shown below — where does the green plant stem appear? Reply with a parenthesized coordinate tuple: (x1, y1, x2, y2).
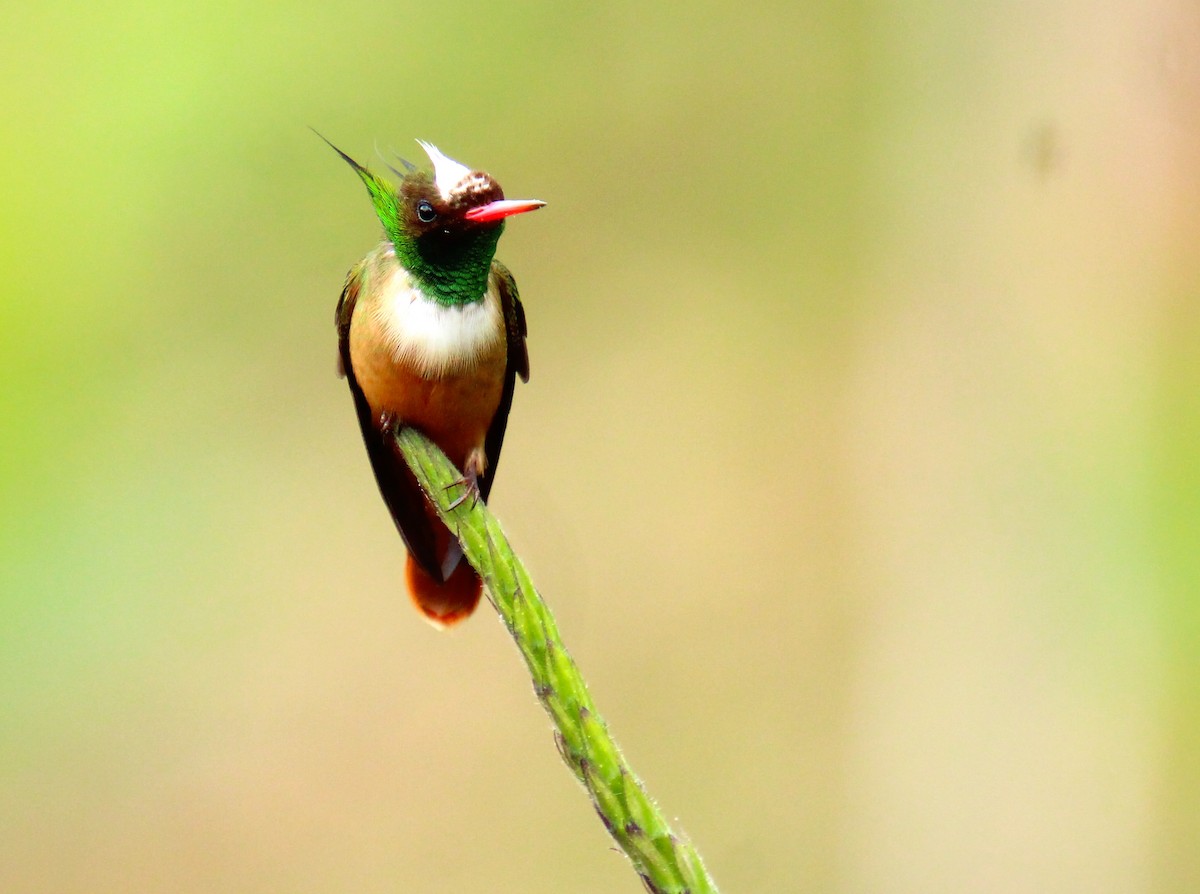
(396, 427, 720, 894)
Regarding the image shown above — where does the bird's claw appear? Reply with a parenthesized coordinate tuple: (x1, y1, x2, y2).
(378, 411, 401, 437)
(445, 473, 481, 510)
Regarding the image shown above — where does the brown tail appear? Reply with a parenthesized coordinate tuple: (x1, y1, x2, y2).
(405, 555, 483, 628)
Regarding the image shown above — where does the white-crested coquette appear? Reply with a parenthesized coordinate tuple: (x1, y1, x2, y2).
(321, 135, 544, 626)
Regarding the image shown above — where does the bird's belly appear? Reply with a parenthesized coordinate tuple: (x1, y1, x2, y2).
(355, 345, 506, 466)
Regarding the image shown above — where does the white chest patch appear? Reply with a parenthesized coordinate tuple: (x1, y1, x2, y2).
(371, 266, 503, 377)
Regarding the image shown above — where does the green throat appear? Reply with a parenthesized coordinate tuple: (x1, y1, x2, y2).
(392, 223, 503, 307)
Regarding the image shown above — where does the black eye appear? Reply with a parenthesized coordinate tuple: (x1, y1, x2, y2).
(416, 200, 436, 222)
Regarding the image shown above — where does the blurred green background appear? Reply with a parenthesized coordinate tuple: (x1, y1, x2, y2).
(2, 1, 1197, 891)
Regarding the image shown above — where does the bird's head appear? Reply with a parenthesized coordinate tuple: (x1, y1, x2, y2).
(318, 132, 544, 304)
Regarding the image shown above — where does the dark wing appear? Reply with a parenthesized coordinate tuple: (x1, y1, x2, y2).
(336, 260, 443, 580)
(479, 260, 530, 503)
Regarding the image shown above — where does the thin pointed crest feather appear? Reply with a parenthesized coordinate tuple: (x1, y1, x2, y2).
(417, 139, 472, 199)
(386, 153, 417, 181)
(312, 128, 402, 234)
(374, 142, 417, 181)
(310, 127, 370, 178)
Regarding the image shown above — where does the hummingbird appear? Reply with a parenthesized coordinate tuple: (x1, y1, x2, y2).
(321, 135, 544, 627)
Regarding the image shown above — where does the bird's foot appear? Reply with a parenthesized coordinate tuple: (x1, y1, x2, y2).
(377, 411, 401, 438)
(445, 470, 480, 510)
(445, 448, 487, 510)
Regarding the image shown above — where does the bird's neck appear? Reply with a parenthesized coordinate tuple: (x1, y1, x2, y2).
(391, 226, 503, 307)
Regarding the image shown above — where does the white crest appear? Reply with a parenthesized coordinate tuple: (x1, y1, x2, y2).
(417, 140, 474, 200)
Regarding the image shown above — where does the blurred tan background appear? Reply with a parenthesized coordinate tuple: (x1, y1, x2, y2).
(2, 2, 1198, 892)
